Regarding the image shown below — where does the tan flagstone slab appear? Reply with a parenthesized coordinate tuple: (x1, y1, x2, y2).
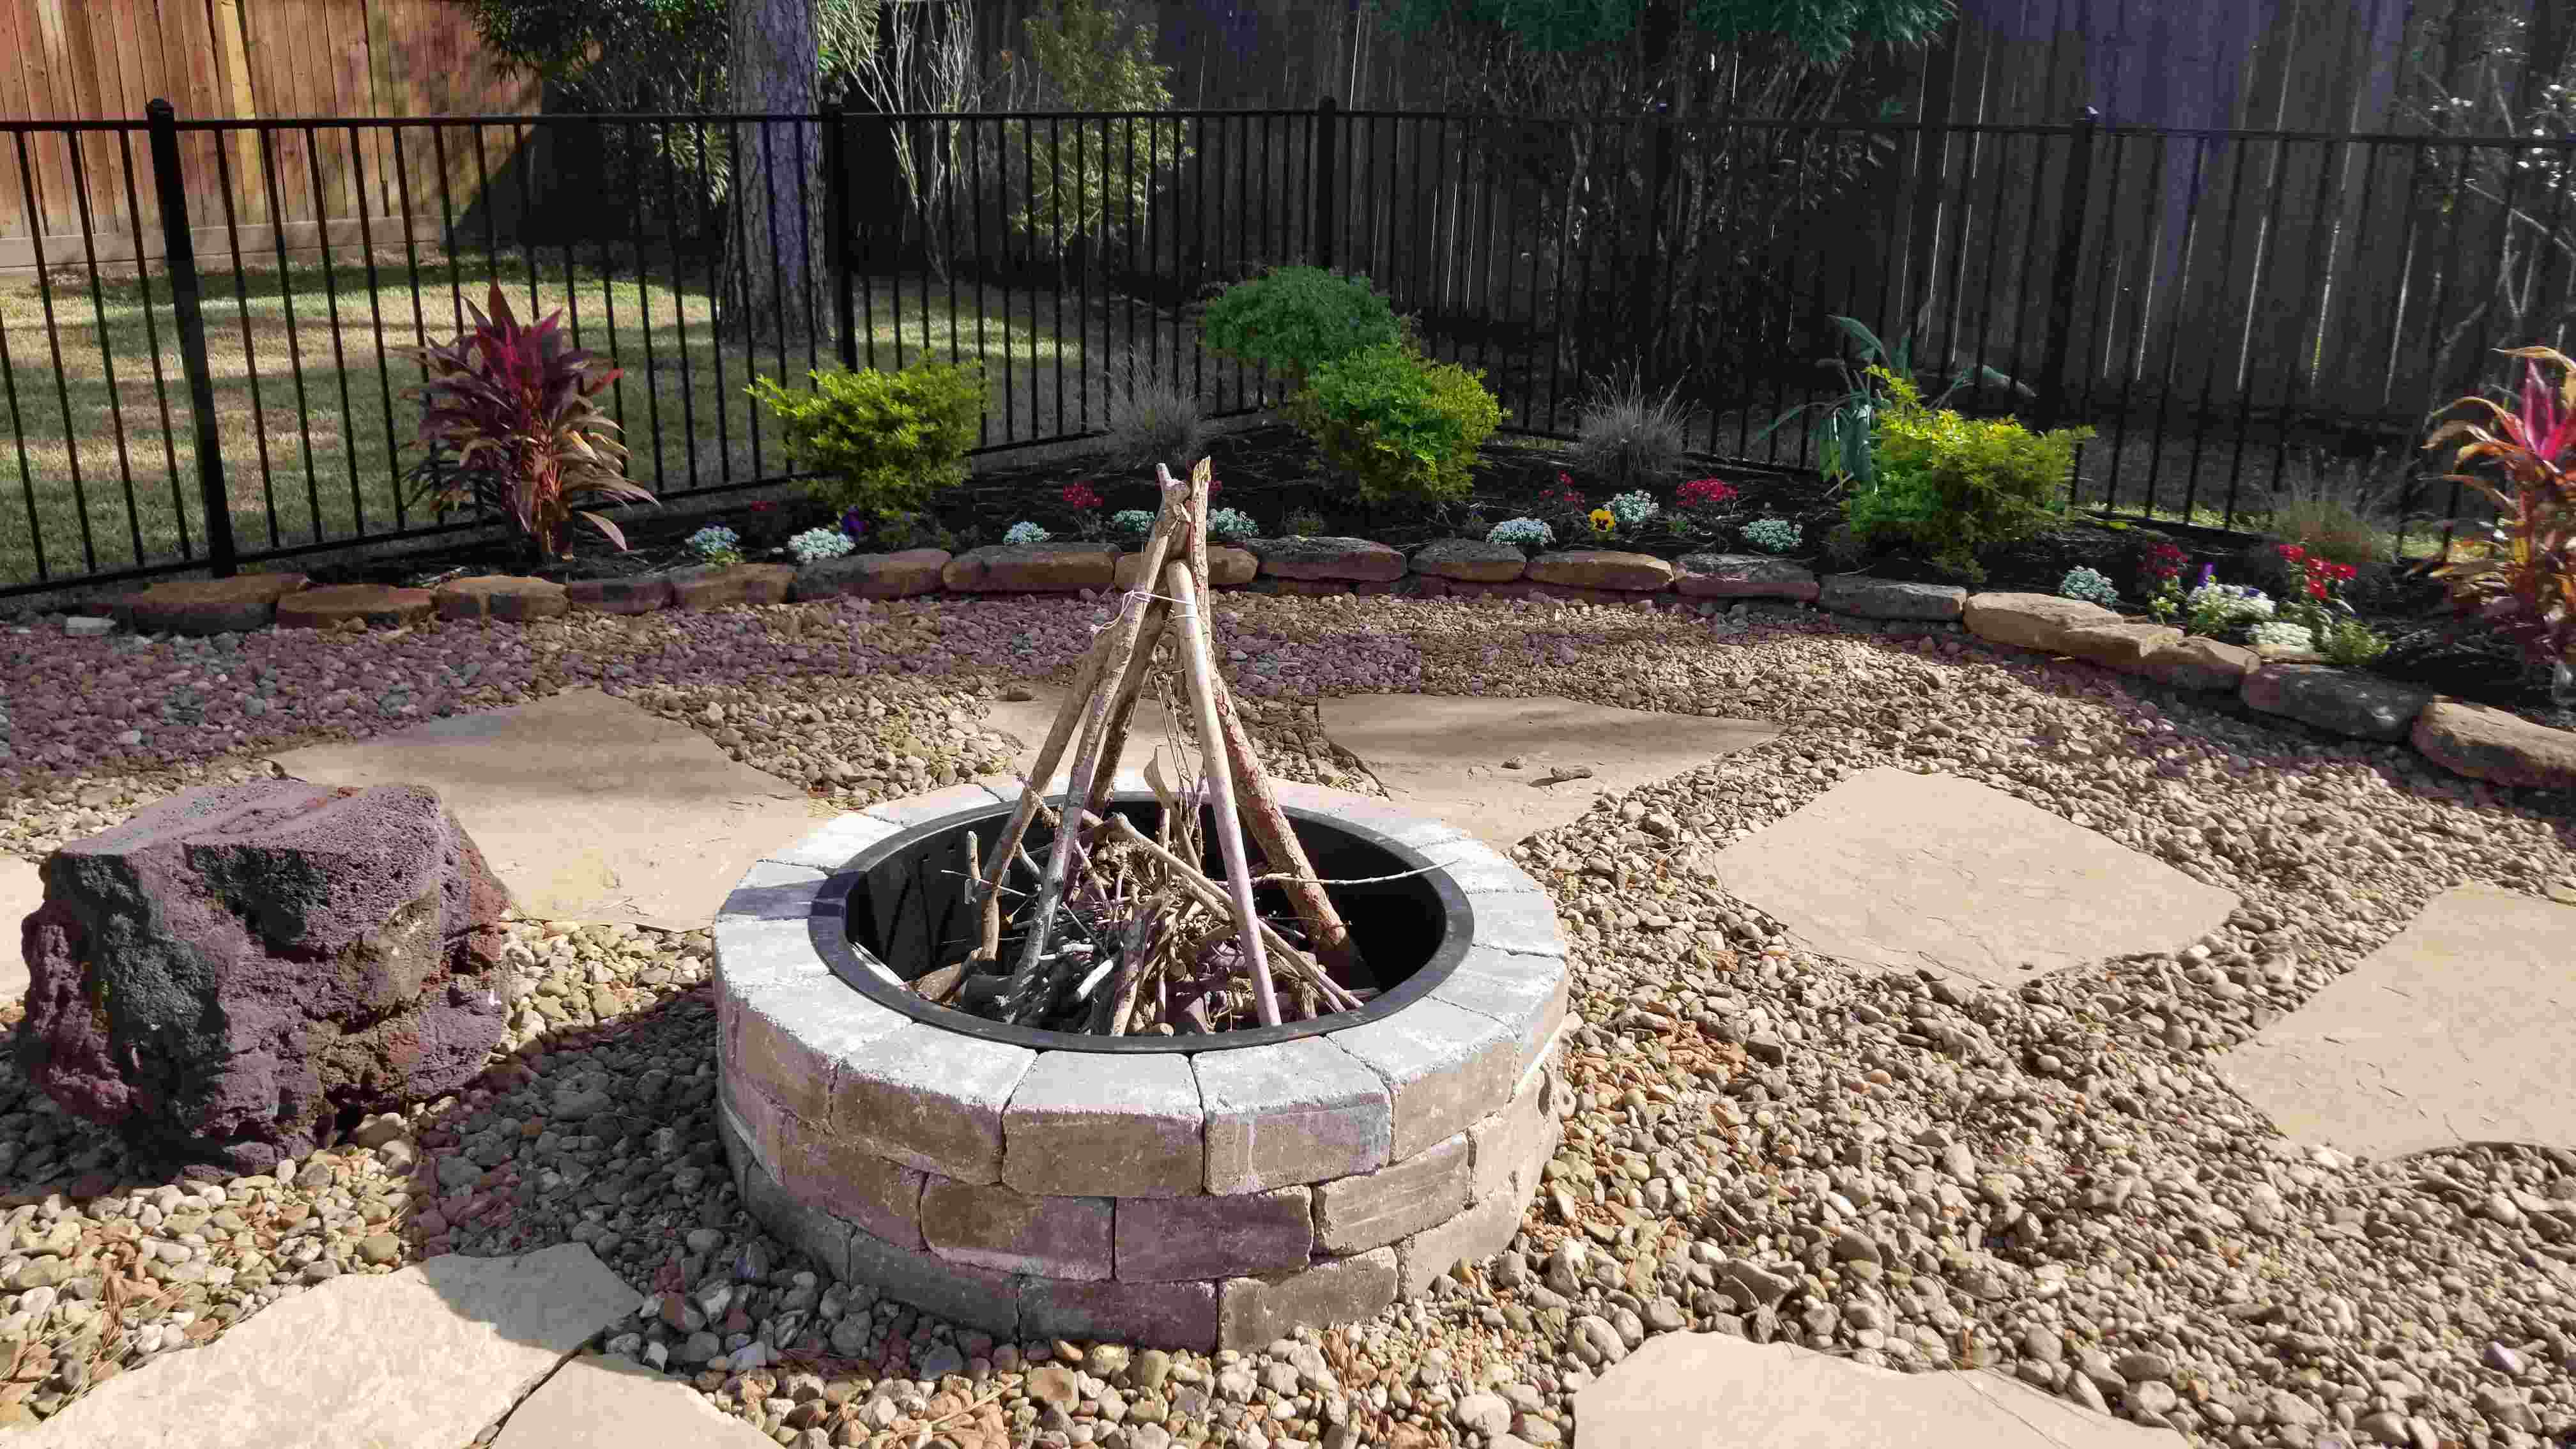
(1317, 695, 1781, 852)
(985, 685, 1196, 793)
(2, 855, 39, 1000)
(1710, 767, 2237, 987)
(267, 687, 813, 932)
(1573, 1333, 2182, 1449)
(17, 1243, 636, 1449)
(493, 1353, 776, 1448)
(2221, 881, 2576, 1159)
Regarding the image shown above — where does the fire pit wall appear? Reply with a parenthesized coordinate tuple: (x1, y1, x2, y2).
(711, 776, 1573, 1353)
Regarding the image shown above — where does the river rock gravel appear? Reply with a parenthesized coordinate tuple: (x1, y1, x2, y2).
(1, 591, 2572, 1446)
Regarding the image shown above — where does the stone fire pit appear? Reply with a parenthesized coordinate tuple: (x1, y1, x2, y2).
(712, 776, 1571, 1351)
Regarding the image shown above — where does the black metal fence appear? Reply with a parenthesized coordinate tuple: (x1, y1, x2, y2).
(3, 98, 2572, 600)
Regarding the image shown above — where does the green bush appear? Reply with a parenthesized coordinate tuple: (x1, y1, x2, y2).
(1283, 343, 1502, 506)
(747, 362, 986, 521)
(1840, 368, 2093, 581)
(1200, 267, 1402, 387)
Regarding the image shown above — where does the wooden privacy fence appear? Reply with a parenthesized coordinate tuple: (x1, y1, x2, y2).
(0, 0, 534, 269)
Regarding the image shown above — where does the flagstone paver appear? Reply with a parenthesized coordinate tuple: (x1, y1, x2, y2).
(15, 1243, 635, 1449)
(1573, 1333, 2183, 1448)
(491, 1352, 777, 1448)
(266, 686, 813, 932)
(986, 685, 1190, 792)
(2220, 880, 2576, 1159)
(1710, 767, 2238, 987)
(1, 854, 37, 999)
(1316, 695, 1781, 852)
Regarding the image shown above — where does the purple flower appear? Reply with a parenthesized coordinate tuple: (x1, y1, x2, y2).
(840, 507, 869, 540)
(2196, 564, 2216, 588)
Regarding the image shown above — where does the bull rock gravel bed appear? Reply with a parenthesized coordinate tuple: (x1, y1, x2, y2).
(0, 591, 2572, 1447)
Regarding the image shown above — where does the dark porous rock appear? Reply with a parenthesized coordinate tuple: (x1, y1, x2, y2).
(1245, 537, 1408, 583)
(1673, 555, 1820, 602)
(14, 781, 511, 1177)
(2241, 664, 2434, 743)
(1818, 575, 1968, 621)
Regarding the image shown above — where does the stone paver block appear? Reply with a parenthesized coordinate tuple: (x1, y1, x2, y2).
(116, 572, 309, 635)
(1572, 1334, 2182, 1449)
(275, 583, 437, 631)
(1217, 1246, 1397, 1351)
(2411, 699, 2576, 791)
(62, 615, 115, 636)
(1673, 554, 1820, 601)
(1330, 997, 1523, 1161)
(794, 549, 953, 601)
(1820, 576, 1967, 620)
(13, 1243, 632, 1449)
(737, 563, 797, 604)
(1116, 546, 1257, 589)
(1711, 767, 2237, 986)
(2221, 881, 2576, 1158)
(1469, 1059, 1561, 1202)
(740, 1146, 855, 1278)
(860, 780, 1012, 830)
(716, 859, 827, 923)
(921, 1177, 1113, 1279)
(668, 565, 750, 611)
(432, 575, 569, 622)
(1315, 695, 1780, 853)
(1313, 1132, 1471, 1255)
(831, 1022, 1035, 1183)
(1961, 592, 2120, 651)
(1116, 1186, 1315, 1282)
(847, 1220, 1022, 1336)
(2242, 664, 2433, 742)
(1411, 538, 1529, 583)
(729, 972, 910, 1126)
(778, 1114, 930, 1250)
(493, 1353, 777, 1448)
(2057, 620, 2184, 673)
(720, 1078, 789, 1186)
(563, 575, 675, 615)
(714, 914, 832, 992)
(268, 686, 813, 931)
(1020, 1277, 1218, 1353)
(1461, 888, 1570, 961)
(1003, 1050, 1204, 1198)
(1194, 1036, 1393, 1193)
(942, 543, 1120, 592)
(1526, 550, 1675, 592)
(763, 811, 907, 871)
(1426, 940, 1570, 1077)
(2139, 636, 2258, 692)
(1396, 1181, 1529, 1298)
(1248, 536, 1407, 582)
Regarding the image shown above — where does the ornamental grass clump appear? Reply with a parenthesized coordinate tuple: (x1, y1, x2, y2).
(1566, 371, 1693, 491)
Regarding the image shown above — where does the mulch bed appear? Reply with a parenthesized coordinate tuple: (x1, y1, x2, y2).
(294, 422, 2572, 731)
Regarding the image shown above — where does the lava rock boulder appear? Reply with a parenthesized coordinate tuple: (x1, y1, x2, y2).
(14, 781, 512, 1177)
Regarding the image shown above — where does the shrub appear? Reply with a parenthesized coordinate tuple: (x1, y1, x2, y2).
(747, 360, 986, 523)
(1604, 490, 1660, 530)
(1284, 343, 1502, 506)
(1840, 368, 2092, 581)
(686, 525, 744, 566)
(2424, 345, 2576, 682)
(2252, 448, 2409, 567)
(1281, 508, 1328, 537)
(1565, 371, 1693, 489)
(788, 526, 854, 564)
(2317, 617, 2391, 666)
(1108, 507, 1157, 541)
(2058, 566, 2119, 606)
(1208, 507, 1258, 542)
(1199, 267, 1400, 388)
(1099, 350, 1210, 471)
(403, 282, 652, 564)
(1488, 516, 1554, 550)
(1005, 521, 1052, 544)
(1739, 518, 1801, 554)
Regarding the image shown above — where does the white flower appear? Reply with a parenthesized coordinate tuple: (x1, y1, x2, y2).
(2250, 621, 2318, 652)
(1486, 517, 1555, 549)
(2058, 565, 2119, 606)
(1605, 491, 1661, 528)
(1208, 507, 1259, 542)
(788, 526, 854, 564)
(1004, 521, 1052, 546)
(1740, 518, 1801, 554)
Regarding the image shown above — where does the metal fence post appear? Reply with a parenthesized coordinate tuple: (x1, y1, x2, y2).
(1312, 96, 1339, 271)
(2037, 106, 2099, 434)
(144, 98, 236, 579)
(825, 103, 858, 372)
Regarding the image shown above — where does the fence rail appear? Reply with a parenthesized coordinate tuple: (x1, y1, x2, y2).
(1, 98, 2572, 601)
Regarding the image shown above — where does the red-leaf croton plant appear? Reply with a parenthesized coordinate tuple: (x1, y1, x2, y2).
(406, 282, 656, 564)
(2424, 346, 2576, 684)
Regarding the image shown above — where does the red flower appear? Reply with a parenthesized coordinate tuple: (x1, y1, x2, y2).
(749, 502, 774, 513)
(2276, 544, 2304, 562)
(1061, 481, 1103, 512)
(1678, 477, 1738, 509)
(1208, 477, 1223, 496)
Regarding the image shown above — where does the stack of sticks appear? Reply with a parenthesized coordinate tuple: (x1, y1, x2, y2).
(921, 459, 1370, 1035)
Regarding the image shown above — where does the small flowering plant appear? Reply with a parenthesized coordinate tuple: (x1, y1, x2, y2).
(1740, 518, 1802, 554)
(1208, 507, 1259, 542)
(839, 505, 870, 542)
(1005, 521, 1052, 545)
(1487, 516, 1555, 551)
(1586, 507, 1618, 535)
(1537, 471, 1590, 526)
(2271, 544, 2361, 640)
(686, 525, 743, 567)
(1108, 507, 1157, 542)
(2058, 565, 2119, 606)
(788, 526, 854, 564)
(1060, 481, 1105, 537)
(2140, 542, 2191, 622)
(1604, 490, 1660, 532)
(2183, 567, 2275, 638)
(2250, 620, 2320, 654)
(1675, 477, 1738, 533)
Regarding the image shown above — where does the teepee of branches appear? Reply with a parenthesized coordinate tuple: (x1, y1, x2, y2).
(912, 458, 1372, 1035)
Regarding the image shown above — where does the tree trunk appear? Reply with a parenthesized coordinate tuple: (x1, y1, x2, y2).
(726, 0, 825, 344)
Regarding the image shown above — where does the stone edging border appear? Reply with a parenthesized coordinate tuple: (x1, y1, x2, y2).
(54, 539, 2576, 795)
(712, 775, 1576, 1352)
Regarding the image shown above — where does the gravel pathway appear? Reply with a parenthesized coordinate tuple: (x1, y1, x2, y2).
(2, 593, 2572, 1448)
